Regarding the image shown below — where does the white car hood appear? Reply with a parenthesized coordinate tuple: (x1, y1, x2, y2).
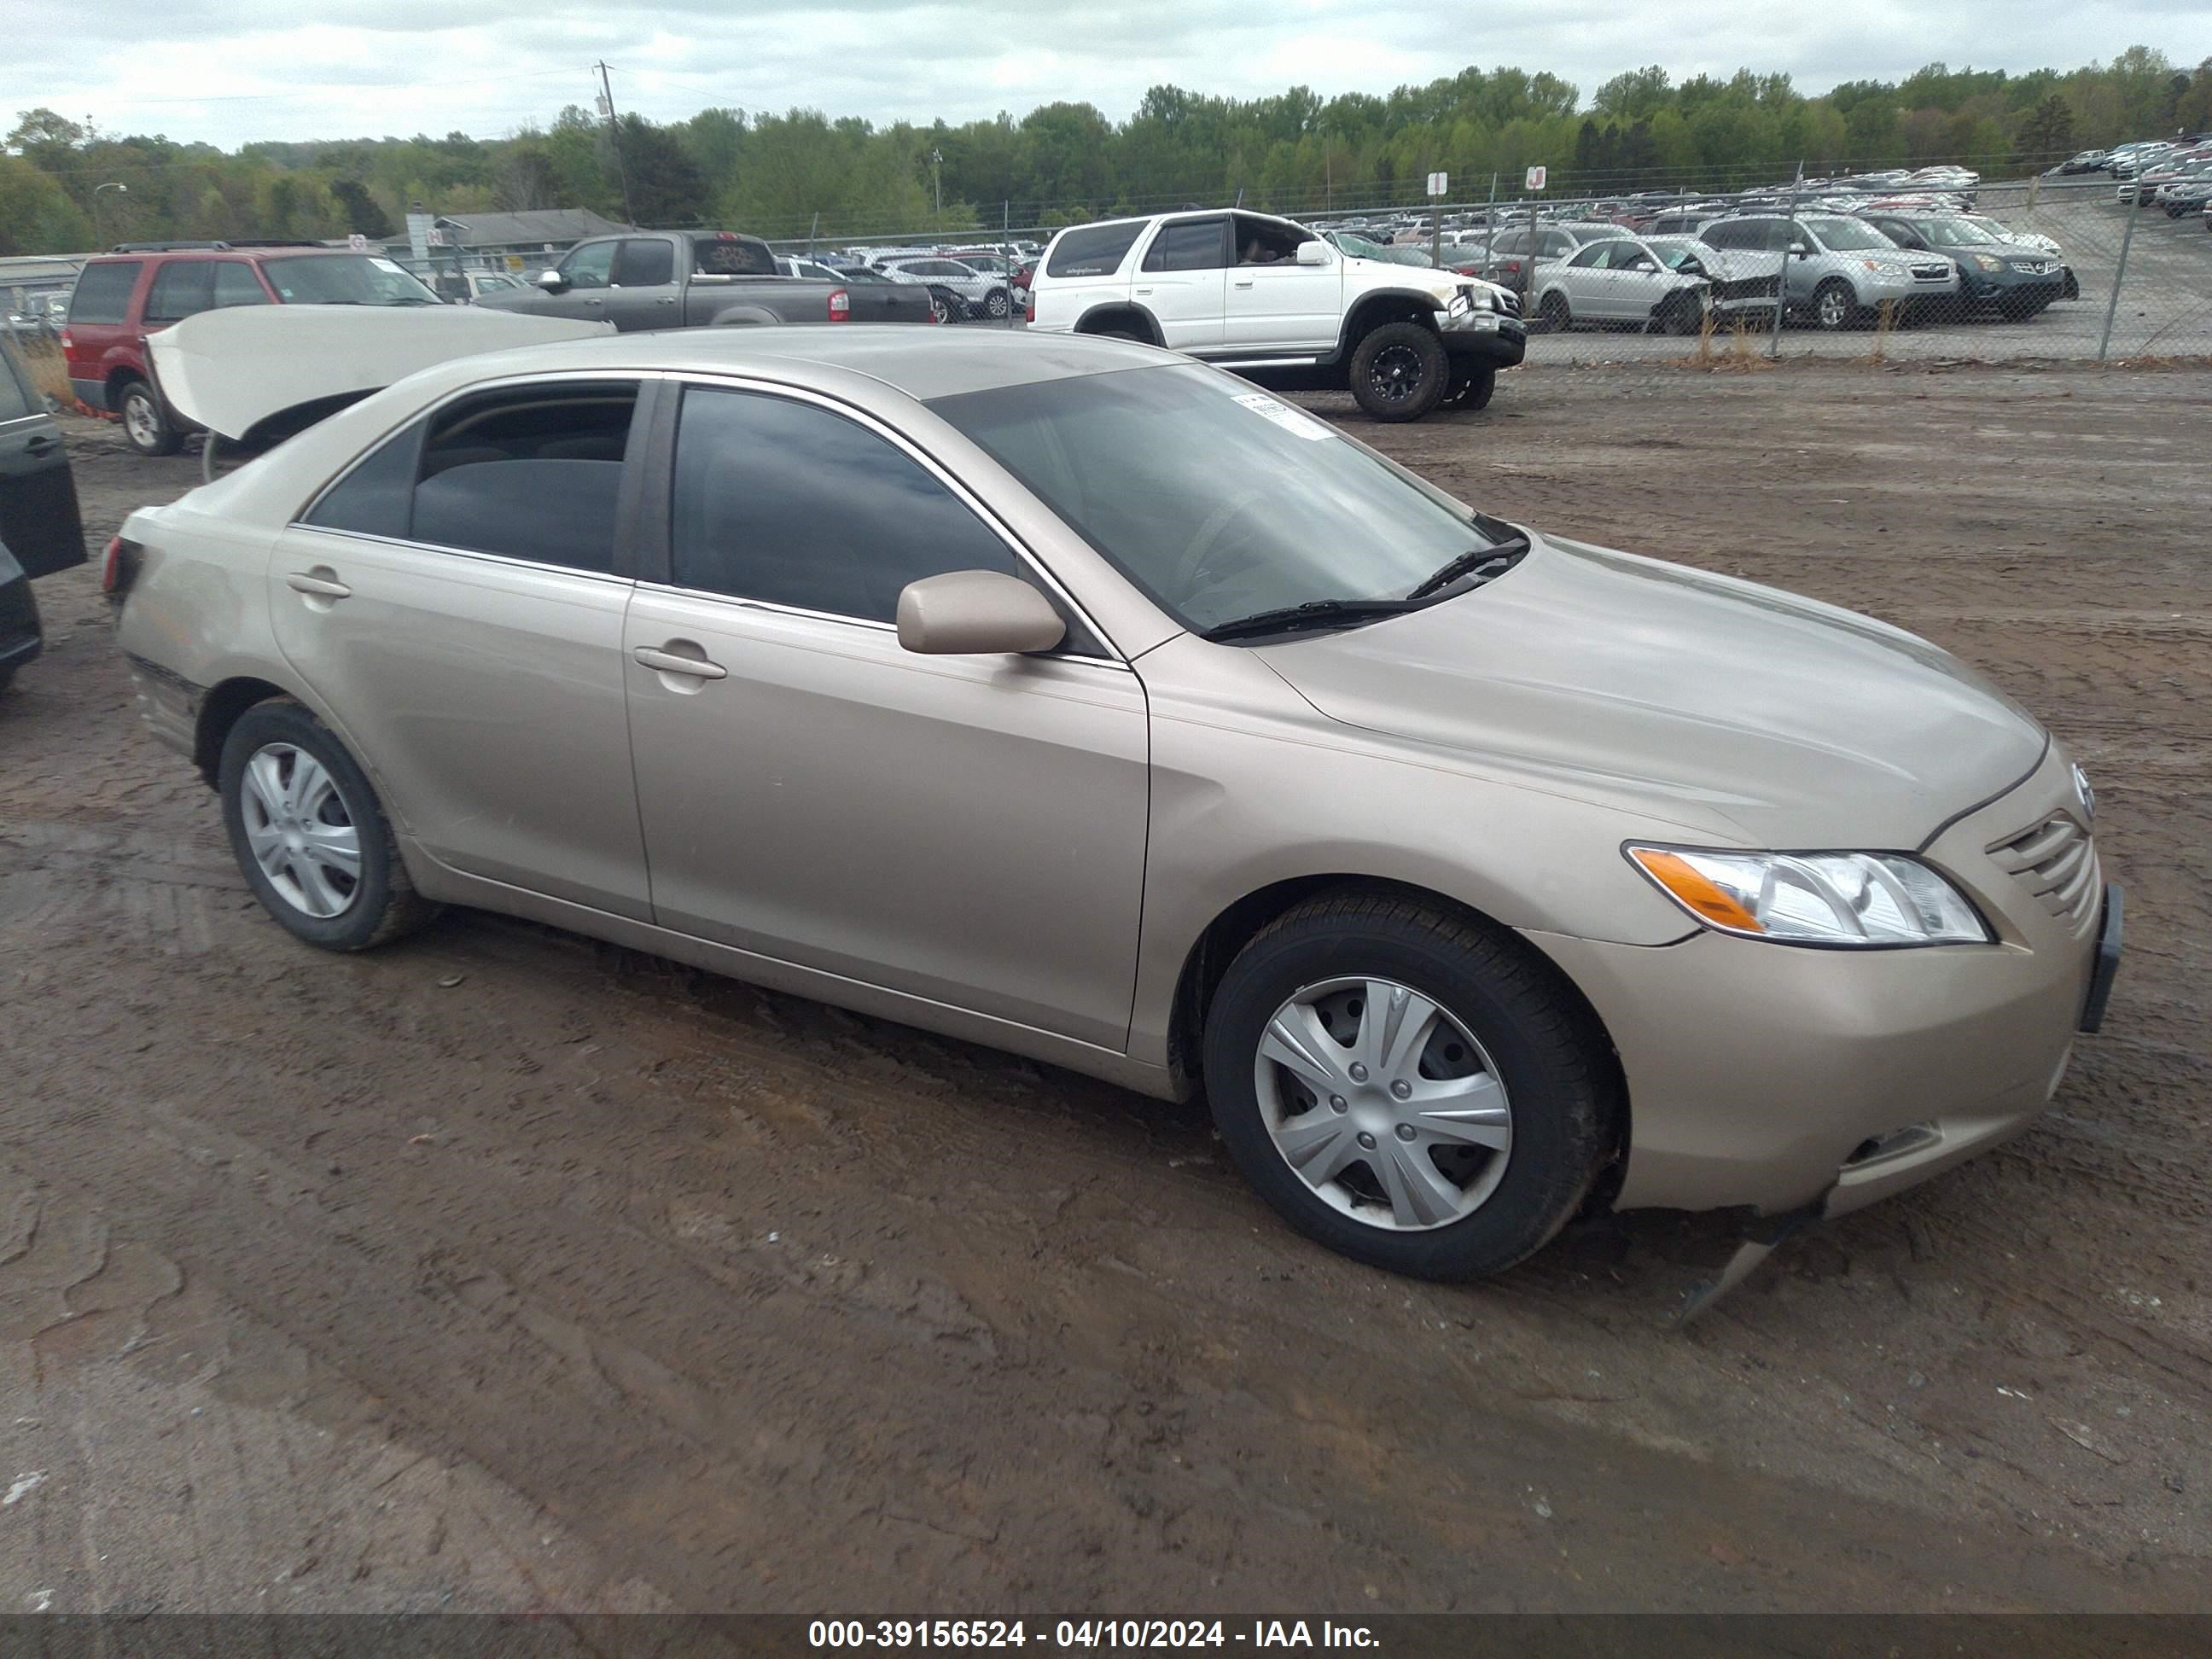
(149, 304, 614, 441)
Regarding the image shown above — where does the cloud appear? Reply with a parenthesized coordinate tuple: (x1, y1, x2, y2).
(5, 0, 2207, 146)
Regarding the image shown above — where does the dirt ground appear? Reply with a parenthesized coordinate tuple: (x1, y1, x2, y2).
(3, 365, 2206, 1618)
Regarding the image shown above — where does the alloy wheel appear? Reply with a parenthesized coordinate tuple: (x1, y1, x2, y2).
(124, 392, 160, 451)
(1365, 344, 1426, 407)
(1252, 976, 1513, 1231)
(239, 742, 363, 918)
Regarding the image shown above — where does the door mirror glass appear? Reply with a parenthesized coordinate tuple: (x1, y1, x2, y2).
(1789, 242, 1809, 257)
(897, 570, 1066, 656)
(536, 270, 565, 290)
(1294, 241, 1330, 266)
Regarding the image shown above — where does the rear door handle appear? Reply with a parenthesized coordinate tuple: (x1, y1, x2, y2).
(285, 571, 352, 598)
(634, 645, 726, 680)
(24, 434, 58, 454)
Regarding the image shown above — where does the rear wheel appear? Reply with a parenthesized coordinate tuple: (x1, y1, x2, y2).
(927, 289, 957, 325)
(984, 287, 1010, 319)
(119, 380, 183, 457)
(1201, 890, 1618, 1280)
(218, 699, 438, 952)
(1348, 323, 1448, 422)
(1444, 364, 1497, 410)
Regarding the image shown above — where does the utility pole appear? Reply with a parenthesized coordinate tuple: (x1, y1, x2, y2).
(929, 149, 944, 217)
(594, 61, 638, 228)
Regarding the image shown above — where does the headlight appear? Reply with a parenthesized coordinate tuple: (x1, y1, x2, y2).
(1627, 846, 1991, 946)
(1969, 253, 2005, 272)
(1861, 259, 1906, 276)
(1448, 288, 1478, 314)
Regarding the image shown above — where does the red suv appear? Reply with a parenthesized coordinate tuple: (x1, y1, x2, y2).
(64, 242, 443, 455)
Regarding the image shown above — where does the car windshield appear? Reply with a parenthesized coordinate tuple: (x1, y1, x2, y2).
(259, 255, 440, 306)
(1646, 242, 1703, 270)
(1333, 233, 1388, 259)
(1803, 218, 1895, 252)
(1916, 218, 2001, 247)
(930, 363, 1512, 635)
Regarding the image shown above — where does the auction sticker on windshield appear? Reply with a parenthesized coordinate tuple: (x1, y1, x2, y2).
(1231, 391, 1330, 441)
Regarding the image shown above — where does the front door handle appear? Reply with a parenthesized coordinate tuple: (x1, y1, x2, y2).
(285, 570, 352, 599)
(634, 644, 726, 680)
(1233, 279, 1254, 289)
(24, 434, 58, 455)
(655, 296, 678, 305)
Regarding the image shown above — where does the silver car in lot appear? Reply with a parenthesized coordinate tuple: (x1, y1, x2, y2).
(110, 328, 2121, 1282)
(1699, 213, 1959, 329)
(878, 256, 1013, 322)
(1530, 237, 1714, 334)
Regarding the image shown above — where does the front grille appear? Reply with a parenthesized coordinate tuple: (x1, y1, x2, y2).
(1909, 262, 1953, 282)
(1714, 274, 1780, 300)
(1987, 814, 2100, 924)
(2012, 259, 2058, 276)
(1495, 288, 1522, 318)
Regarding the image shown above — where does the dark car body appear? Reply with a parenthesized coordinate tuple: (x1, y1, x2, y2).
(475, 230, 935, 332)
(1860, 214, 2066, 320)
(0, 333, 87, 686)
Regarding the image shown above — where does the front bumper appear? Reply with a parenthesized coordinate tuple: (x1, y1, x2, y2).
(1434, 307, 1526, 367)
(1960, 267, 2065, 308)
(1524, 744, 2111, 1218)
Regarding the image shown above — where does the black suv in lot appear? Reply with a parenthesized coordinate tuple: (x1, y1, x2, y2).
(0, 332, 87, 691)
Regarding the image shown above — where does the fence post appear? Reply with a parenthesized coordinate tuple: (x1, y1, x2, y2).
(2098, 188, 2140, 364)
(1770, 165, 1802, 359)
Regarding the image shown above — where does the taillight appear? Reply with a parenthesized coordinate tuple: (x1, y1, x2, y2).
(102, 535, 141, 598)
(827, 288, 851, 323)
(59, 328, 73, 352)
(1024, 293, 1036, 323)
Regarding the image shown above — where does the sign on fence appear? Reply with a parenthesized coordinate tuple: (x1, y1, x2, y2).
(1526, 166, 1548, 191)
(1425, 172, 1447, 198)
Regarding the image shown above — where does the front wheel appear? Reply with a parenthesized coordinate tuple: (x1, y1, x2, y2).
(1348, 323, 1448, 422)
(984, 287, 1010, 318)
(119, 380, 183, 457)
(1202, 890, 1619, 1280)
(219, 699, 438, 952)
(1811, 278, 1858, 331)
(1535, 290, 1571, 334)
(927, 290, 957, 325)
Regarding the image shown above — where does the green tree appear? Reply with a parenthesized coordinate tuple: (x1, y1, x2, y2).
(2017, 93, 2077, 155)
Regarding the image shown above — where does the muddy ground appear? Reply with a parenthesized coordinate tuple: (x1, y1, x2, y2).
(3, 366, 2206, 1618)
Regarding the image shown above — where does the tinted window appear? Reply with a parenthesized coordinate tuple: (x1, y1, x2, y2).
(692, 236, 776, 276)
(143, 261, 214, 323)
(0, 339, 33, 421)
(404, 383, 637, 571)
(1567, 244, 1610, 269)
(1700, 221, 1755, 250)
(1144, 219, 1228, 273)
(69, 261, 141, 325)
(212, 263, 271, 308)
(259, 255, 440, 306)
(304, 416, 426, 538)
(671, 387, 1016, 623)
(614, 239, 675, 286)
(559, 242, 618, 288)
(1046, 222, 1144, 278)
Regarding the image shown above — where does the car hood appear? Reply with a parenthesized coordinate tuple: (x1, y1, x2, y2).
(1253, 534, 2046, 849)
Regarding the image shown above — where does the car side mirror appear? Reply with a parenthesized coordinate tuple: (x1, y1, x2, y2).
(1295, 241, 1330, 266)
(897, 570, 1067, 656)
(1789, 243, 1809, 258)
(535, 270, 566, 291)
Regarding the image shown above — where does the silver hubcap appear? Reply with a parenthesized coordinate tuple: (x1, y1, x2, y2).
(125, 394, 159, 447)
(1819, 289, 1847, 326)
(1254, 976, 1512, 1231)
(240, 743, 362, 918)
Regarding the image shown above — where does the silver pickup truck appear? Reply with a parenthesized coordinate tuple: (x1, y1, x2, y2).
(476, 230, 935, 330)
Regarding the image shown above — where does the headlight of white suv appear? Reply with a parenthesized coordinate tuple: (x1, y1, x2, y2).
(1626, 846, 1990, 946)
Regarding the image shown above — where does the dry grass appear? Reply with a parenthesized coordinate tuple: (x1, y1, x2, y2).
(1672, 313, 1776, 373)
(15, 338, 76, 407)
(1866, 300, 1899, 365)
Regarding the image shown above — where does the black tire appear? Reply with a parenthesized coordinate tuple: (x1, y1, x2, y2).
(218, 697, 438, 952)
(1348, 322, 1448, 422)
(1444, 364, 1497, 410)
(1810, 278, 1858, 332)
(0, 667, 15, 696)
(2061, 271, 2081, 300)
(927, 289, 957, 325)
(119, 379, 183, 457)
(1201, 888, 1619, 1280)
(1535, 290, 1571, 334)
(984, 287, 1010, 319)
(1090, 326, 1150, 343)
(1662, 291, 1706, 335)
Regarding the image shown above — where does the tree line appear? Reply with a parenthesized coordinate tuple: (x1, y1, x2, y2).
(4, 46, 2209, 256)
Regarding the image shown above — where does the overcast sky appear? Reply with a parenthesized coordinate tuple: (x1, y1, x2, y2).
(8, 1, 2209, 148)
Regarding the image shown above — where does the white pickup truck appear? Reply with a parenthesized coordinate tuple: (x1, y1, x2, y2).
(1025, 209, 1523, 421)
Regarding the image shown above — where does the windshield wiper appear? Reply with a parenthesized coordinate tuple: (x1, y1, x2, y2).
(1403, 533, 1532, 602)
(1198, 598, 1421, 643)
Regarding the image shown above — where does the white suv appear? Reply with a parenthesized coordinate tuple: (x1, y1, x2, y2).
(1025, 210, 1523, 420)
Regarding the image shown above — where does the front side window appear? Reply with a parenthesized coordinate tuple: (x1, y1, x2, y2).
(143, 261, 215, 324)
(932, 364, 1505, 636)
(558, 242, 619, 289)
(68, 261, 141, 325)
(212, 262, 272, 308)
(305, 383, 637, 572)
(259, 255, 440, 306)
(669, 386, 1016, 623)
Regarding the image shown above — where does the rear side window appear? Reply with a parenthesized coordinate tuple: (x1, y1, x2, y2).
(1046, 223, 1144, 279)
(614, 239, 675, 286)
(692, 236, 776, 276)
(69, 261, 142, 324)
(669, 386, 1016, 623)
(144, 261, 216, 323)
(305, 383, 637, 573)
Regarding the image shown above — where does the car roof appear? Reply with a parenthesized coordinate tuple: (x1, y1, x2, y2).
(416, 323, 1168, 404)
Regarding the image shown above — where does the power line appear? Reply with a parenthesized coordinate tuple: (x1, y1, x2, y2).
(594, 61, 638, 228)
